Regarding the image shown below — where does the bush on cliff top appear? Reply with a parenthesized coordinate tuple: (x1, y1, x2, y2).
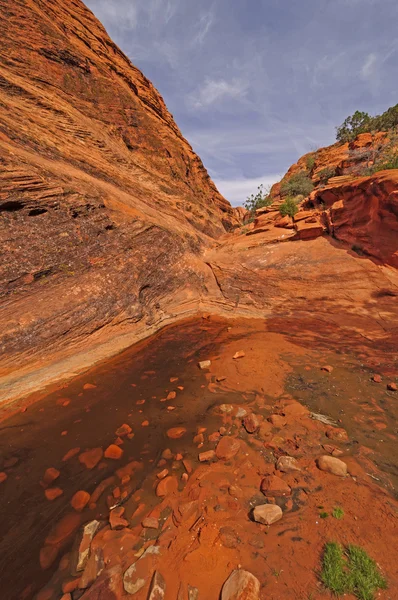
(280, 172, 314, 197)
(244, 184, 272, 215)
(336, 104, 398, 143)
(279, 196, 299, 218)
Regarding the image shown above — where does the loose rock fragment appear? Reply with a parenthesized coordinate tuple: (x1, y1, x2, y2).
(260, 475, 291, 497)
(326, 427, 348, 441)
(104, 444, 123, 460)
(199, 450, 216, 462)
(233, 351, 245, 360)
(115, 424, 132, 437)
(321, 365, 333, 373)
(109, 506, 128, 530)
(167, 427, 187, 439)
(71, 490, 90, 512)
(317, 455, 347, 477)
(215, 436, 240, 460)
(276, 456, 300, 473)
(198, 360, 211, 369)
(221, 568, 260, 600)
(79, 448, 103, 469)
(142, 517, 159, 529)
(253, 504, 282, 525)
(243, 413, 260, 434)
(45, 487, 63, 501)
(387, 382, 397, 391)
(43, 467, 60, 485)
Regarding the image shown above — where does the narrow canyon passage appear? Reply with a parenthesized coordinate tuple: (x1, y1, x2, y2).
(1, 316, 397, 599)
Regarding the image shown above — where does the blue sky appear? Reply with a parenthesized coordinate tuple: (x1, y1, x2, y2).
(85, 0, 398, 205)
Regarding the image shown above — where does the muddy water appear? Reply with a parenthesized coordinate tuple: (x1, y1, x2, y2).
(0, 317, 250, 600)
(287, 359, 398, 494)
(1, 314, 398, 599)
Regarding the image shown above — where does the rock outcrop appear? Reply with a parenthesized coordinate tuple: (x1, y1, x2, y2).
(0, 0, 238, 401)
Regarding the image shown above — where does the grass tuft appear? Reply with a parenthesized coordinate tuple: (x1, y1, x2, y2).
(347, 545, 387, 600)
(320, 542, 387, 599)
(332, 507, 344, 519)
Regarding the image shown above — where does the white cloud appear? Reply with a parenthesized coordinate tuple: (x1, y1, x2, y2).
(190, 77, 248, 109)
(215, 174, 282, 207)
(361, 53, 377, 79)
(193, 11, 214, 45)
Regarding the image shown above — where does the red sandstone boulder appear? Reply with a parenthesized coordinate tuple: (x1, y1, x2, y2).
(276, 456, 300, 473)
(215, 436, 240, 460)
(243, 413, 260, 433)
(104, 445, 123, 460)
(253, 504, 282, 525)
(71, 491, 90, 512)
(79, 448, 103, 469)
(317, 455, 347, 477)
(260, 475, 291, 497)
(221, 569, 260, 600)
(167, 427, 187, 439)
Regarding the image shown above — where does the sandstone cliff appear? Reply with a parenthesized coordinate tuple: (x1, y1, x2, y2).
(246, 133, 398, 268)
(0, 0, 238, 398)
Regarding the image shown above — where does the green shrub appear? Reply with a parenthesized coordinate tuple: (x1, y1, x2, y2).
(306, 153, 316, 171)
(318, 166, 336, 184)
(244, 184, 272, 215)
(366, 150, 398, 175)
(320, 542, 387, 600)
(332, 506, 344, 519)
(280, 172, 314, 197)
(336, 103, 398, 143)
(336, 111, 372, 143)
(321, 542, 348, 595)
(279, 196, 298, 218)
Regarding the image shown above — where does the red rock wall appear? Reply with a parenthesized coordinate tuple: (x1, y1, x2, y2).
(0, 0, 238, 391)
(312, 171, 398, 267)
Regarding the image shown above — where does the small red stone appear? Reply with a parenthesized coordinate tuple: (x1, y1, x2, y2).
(104, 445, 123, 460)
(71, 490, 90, 511)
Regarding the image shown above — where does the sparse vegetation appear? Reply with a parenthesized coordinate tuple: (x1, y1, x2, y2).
(320, 511, 329, 519)
(321, 542, 387, 600)
(318, 166, 336, 185)
(280, 172, 314, 197)
(243, 184, 272, 215)
(332, 506, 344, 519)
(279, 196, 299, 218)
(336, 104, 398, 143)
(306, 153, 316, 172)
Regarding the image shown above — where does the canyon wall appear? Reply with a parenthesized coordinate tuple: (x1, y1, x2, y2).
(0, 0, 239, 398)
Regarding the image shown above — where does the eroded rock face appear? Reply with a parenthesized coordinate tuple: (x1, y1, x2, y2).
(312, 171, 398, 267)
(0, 0, 238, 401)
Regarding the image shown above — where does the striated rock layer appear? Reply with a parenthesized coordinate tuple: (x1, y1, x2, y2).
(0, 0, 239, 400)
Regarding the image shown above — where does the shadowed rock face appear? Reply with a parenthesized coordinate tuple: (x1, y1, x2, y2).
(312, 171, 398, 268)
(0, 0, 239, 390)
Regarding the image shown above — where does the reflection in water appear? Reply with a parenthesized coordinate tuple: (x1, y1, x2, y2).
(0, 317, 247, 599)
